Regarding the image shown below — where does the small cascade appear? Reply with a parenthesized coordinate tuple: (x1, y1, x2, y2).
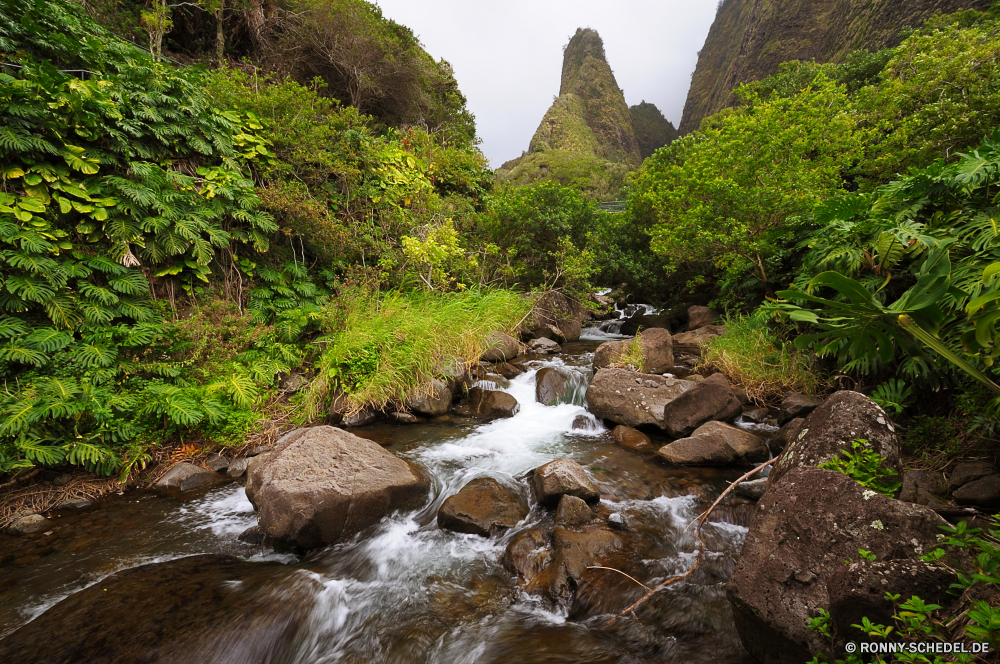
(582, 298, 659, 340)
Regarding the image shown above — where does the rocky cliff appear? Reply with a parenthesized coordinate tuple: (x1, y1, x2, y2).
(679, 0, 993, 134)
(629, 102, 679, 160)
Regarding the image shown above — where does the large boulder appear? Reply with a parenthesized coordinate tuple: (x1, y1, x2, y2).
(767, 391, 901, 491)
(727, 466, 957, 664)
(535, 367, 570, 405)
(953, 474, 1000, 508)
(585, 368, 695, 429)
(619, 312, 675, 336)
(899, 470, 948, 507)
(532, 458, 599, 507)
(480, 332, 521, 362)
(405, 379, 453, 417)
(154, 462, 222, 493)
(686, 305, 718, 331)
(454, 387, 519, 419)
(949, 461, 997, 491)
(778, 392, 823, 424)
(672, 324, 726, 354)
(593, 328, 674, 374)
(661, 372, 742, 437)
(522, 291, 588, 342)
(437, 477, 528, 537)
(657, 421, 767, 465)
(526, 526, 634, 608)
(246, 426, 430, 549)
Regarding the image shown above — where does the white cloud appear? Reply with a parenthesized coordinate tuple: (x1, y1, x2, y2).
(373, 0, 719, 167)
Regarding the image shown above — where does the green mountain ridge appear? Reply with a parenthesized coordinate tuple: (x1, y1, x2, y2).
(679, 0, 993, 134)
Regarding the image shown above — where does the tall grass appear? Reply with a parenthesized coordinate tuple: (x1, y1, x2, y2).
(702, 313, 826, 405)
(301, 289, 531, 418)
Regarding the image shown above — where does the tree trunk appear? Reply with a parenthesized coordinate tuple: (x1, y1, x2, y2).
(214, 0, 225, 65)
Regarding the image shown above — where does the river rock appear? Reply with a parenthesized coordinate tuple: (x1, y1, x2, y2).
(899, 470, 948, 507)
(770, 417, 805, 455)
(554, 494, 594, 529)
(778, 391, 823, 424)
(226, 457, 249, 479)
(454, 387, 519, 419)
(435, 355, 469, 392)
(342, 408, 377, 427)
(388, 411, 419, 424)
(503, 529, 553, 583)
(437, 477, 528, 537)
(948, 461, 997, 491)
(154, 462, 222, 493)
(406, 379, 453, 417)
(593, 328, 674, 374)
(657, 421, 767, 466)
(535, 367, 570, 405)
(205, 453, 229, 473)
(767, 391, 901, 491)
(530, 526, 635, 609)
(246, 426, 430, 549)
(686, 305, 718, 331)
(741, 407, 769, 423)
(237, 525, 266, 545)
(494, 362, 523, 379)
(57, 498, 95, 511)
(585, 368, 695, 429)
(611, 425, 652, 452)
(734, 478, 768, 500)
(827, 559, 957, 650)
(528, 337, 561, 355)
(953, 474, 1000, 507)
(727, 466, 957, 664)
(243, 450, 272, 503)
(661, 372, 742, 437)
(481, 331, 521, 362)
(328, 387, 349, 425)
(672, 325, 726, 354)
(7, 514, 48, 535)
(532, 458, 599, 507)
(619, 312, 675, 336)
(522, 291, 588, 342)
(0, 554, 311, 664)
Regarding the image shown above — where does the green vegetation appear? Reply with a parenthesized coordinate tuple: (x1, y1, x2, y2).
(629, 101, 678, 161)
(818, 440, 903, 497)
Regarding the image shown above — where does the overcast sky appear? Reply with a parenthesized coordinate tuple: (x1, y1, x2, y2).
(373, 1, 720, 167)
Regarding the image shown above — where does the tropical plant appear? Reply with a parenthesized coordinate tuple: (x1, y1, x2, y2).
(818, 440, 902, 497)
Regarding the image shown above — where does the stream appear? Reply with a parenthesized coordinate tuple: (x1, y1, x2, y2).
(0, 337, 762, 663)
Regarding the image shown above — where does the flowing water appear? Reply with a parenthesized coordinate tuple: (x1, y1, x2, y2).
(0, 339, 760, 663)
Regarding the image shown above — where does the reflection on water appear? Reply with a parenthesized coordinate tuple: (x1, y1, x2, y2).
(0, 340, 756, 663)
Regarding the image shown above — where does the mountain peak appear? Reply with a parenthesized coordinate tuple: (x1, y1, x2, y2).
(560, 28, 609, 96)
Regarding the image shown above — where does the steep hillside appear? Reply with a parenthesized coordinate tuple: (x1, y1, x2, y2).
(679, 0, 993, 134)
(499, 28, 674, 199)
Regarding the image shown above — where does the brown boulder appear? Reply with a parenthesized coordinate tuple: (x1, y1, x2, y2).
(554, 494, 595, 529)
(585, 368, 695, 429)
(535, 367, 570, 405)
(593, 328, 674, 374)
(770, 417, 805, 455)
(527, 526, 633, 607)
(672, 325, 726, 354)
(661, 372, 742, 437)
(437, 477, 528, 537)
(949, 461, 997, 491)
(953, 474, 1000, 508)
(480, 331, 521, 362)
(727, 466, 956, 664)
(405, 379, 453, 416)
(522, 291, 588, 342)
(657, 421, 767, 465)
(611, 425, 653, 452)
(246, 426, 430, 549)
(342, 408, 377, 427)
(527, 337, 561, 355)
(686, 305, 718, 331)
(154, 462, 222, 493)
(778, 392, 823, 424)
(767, 391, 901, 491)
(532, 458, 599, 507)
(899, 470, 948, 507)
(454, 387, 519, 419)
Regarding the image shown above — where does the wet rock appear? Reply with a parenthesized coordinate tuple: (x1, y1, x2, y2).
(686, 305, 719, 331)
(770, 417, 805, 455)
(767, 391, 901, 491)
(607, 512, 628, 531)
(437, 477, 528, 537)
(280, 373, 307, 393)
(953, 474, 1000, 508)
(734, 478, 768, 500)
(494, 362, 523, 379)
(503, 529, 552, 583)
(532, 458, 599, 507)
(530, 526, 634, 608)
(226, 457, 249, 479)
(593, 328, 674, 374)
(7, 514, 48, 535)
(0, 555, 311, 664)
(454, 388, 519, 419)
(154, 462, 222, 493)
(535, 367, 570, 405)
(611, 425, 652, 452)
(554, 495, 594, 529)
(899, 470, 948, 507)
(619, 312, 675, 336)
(406, 379, 453, 417)
(528, 337, 562, 355)
(727, 466, 958, 664)
(521, 291, 588, 342)
(778, 391, 822, 424)
(661, 372, 742, 437)
(342, 408, 378, 427)
(388, 411, 420, 424)
(827, 560, 956, 650)
(672, 324, 726, 354)
(732, 386, 750, 405)
(327, 387, 350, 425)
(742, 407, 769, 423)
(238, 525, 266, 545)
(205, 453, 229, 473)
(481, 331, 521, 362)
(572, 415, 594, 430)
(949, 461, 997, 492)
(658, 421, 769, 466)
(246, 426, 430, 549)
(585, 368, 694, 429)
(53, 473, 73, 487)
(57, 498, 95, 511)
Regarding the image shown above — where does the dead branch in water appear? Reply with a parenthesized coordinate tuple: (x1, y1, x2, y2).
(599, 457, 778, 620)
